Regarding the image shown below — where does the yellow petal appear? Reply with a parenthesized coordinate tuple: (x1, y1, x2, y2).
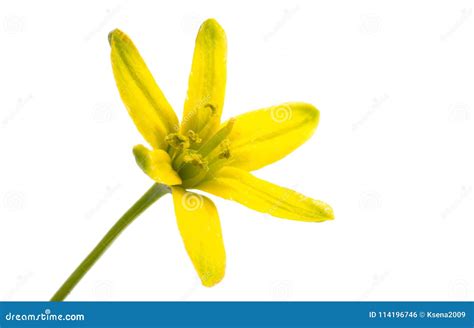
(133, 145, 181, 186)
(109, 29, 178, 149)
(171, 187, 226, 287)
(225, 102, 319, 171)
(181, 19, 227, 141)
(197, 167, 334, 222)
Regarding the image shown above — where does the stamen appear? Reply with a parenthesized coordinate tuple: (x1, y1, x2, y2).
(165, 133, 190, 150)
(178, 119, 235, 187)
(218, 139, 231, 159)
(197, 118, 235, 157)
(204, 103, 217, 115)
(183, 150, 208, 169)
(187, 130, 202, 145)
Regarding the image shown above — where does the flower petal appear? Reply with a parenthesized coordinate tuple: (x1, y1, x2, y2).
(197, 167, 334, 222)
(133, 145, 181, 186)
(171, 186, 226, 287)
(181, 19, 227, 141)
(225, 102, 319, 171)
(109, 29, 179, 149)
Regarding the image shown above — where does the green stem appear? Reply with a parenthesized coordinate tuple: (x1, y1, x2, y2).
(50, 183, 170, 301)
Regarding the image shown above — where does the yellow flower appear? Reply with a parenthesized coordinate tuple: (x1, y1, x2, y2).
(108, 19, 334, 287)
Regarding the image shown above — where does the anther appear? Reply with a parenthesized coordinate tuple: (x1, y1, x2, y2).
(218, 139, 231, 159)
(165, 133, 190, 150)
(187, 130, 202, 144)
(183, 151, 208, 169)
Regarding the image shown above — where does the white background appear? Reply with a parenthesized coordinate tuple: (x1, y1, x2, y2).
(0, 0, 473, 301)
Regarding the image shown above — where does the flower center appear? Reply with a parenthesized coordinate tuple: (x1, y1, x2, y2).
(165, 119, 235, 188)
